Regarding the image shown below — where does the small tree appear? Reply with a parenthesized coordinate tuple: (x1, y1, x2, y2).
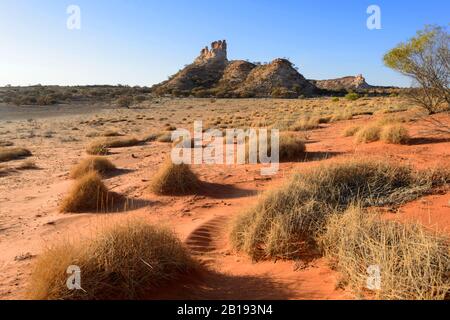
(383, 26, 449, 114)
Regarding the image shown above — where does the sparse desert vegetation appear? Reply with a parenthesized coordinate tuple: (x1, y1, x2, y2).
(231, 159, 449, 261)
(150, 161, 201, 195)
(28, 220, 195, 300)
(321, 206, 450, 300)
(0, 147, 31, 162)
(1, 3, 449, 303)
(60, 171, 116, 213)
(1, 94, 449, 301)
(69, 157, 116, 179)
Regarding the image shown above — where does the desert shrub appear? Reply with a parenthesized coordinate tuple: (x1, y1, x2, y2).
(381, 124, 411, 144)
(332, 97, 340, 102)
(343, 125, 361, 137)
(70, 157, 116, 179)
(36, 94, 57, 105)
(60, 172, 115, 213)
(345, 92, 360, 101)
(271, 87, 297, 99)
(149, 162, 200, 195)
(116, 96, 133, 108)
(28, 220, 195, 300)
(320, 206, 450, 300)
(230, 159, 450, 260)
(355, 125, 382, 143)
(134, 95, 146, 104)
(0, 147, 32, 162)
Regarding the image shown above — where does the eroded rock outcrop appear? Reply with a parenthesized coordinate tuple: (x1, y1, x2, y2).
(152, 40, 317, 98)
(311, 74, 372, 91)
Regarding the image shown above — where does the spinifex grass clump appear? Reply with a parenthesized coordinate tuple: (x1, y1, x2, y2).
(0, 147, 32, 162)
(60, 171, 117, 213)
(320, 206, 450, 300)
(380, 124, 410, 144)
(69, 157, 116, 179)
(149, 161, 201, 195)
(231, 159, 450, 260)
(28, 220, 196, 300)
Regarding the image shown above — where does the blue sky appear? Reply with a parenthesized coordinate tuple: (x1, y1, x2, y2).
(1, 0, 448, 87)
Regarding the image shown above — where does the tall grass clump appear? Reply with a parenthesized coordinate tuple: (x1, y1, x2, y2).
(380, 124, 410, 144)
(230, 159, 450, 260)
(60, 172, 116, 213)
(355, 125, 382, 143)
(343, 125, 361, 137)
(28, 220, 196, 300)
(320, 206, 450, 300)
(69, 157, 116, 179)
(290, 118, 320, 131)
(149, 161, 200, 195)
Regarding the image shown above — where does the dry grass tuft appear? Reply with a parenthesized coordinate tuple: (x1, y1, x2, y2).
(320, 206, 450, 300)
(28, 220, 196, 300)
(156, 132, 172, 143)
(230, 159, 450, 260)
(86, 137, 140, 155)
(60, 172, 116, 213)
(17, 160, 38, 170)
(69, 157, 116, 179)
(149, 161, 201, 195)
(291, 118, 320, 131)
(355, 125, 382, 143)
(86, 142, 109, 155)
(275, 133, 306, 162)
(343, 125, 361, 137)
(380, 124, 410, 144)
(0, 147, 32, 162)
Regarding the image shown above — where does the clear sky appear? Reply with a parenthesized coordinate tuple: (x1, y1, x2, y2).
(1, 0, 448, 87)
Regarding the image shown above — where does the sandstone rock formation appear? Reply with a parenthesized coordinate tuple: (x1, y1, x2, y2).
(311, 74, 372, 91)
(152, 40, 317, 98)
(236, 59, 315, 98)
(195, 40, 228, 64)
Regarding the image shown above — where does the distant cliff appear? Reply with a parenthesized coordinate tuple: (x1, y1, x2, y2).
(310, 74, 373, 91)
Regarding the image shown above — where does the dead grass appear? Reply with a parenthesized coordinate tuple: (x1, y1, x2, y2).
(69, 157, 116, 179)
(355, 125, 382, 143)
(101, 137, 141, 148)
(149, 161, 201, 195)
(156, 132, 172, 143)
(28, 220, 196, 300)
(230, 159, 450, 260)
(86, 142, 109, 155)
(343, 125, 361, 137)
(380, 124, 411, 144)
(320, 206, 450, 300)
(290, 118, 320, 131)
(60, 172, 116, 213)
(86, 137, 140, 155)
(274, 133, 306, 162)
(0, 147, 32, 162)
(16, 160, 38, 170)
